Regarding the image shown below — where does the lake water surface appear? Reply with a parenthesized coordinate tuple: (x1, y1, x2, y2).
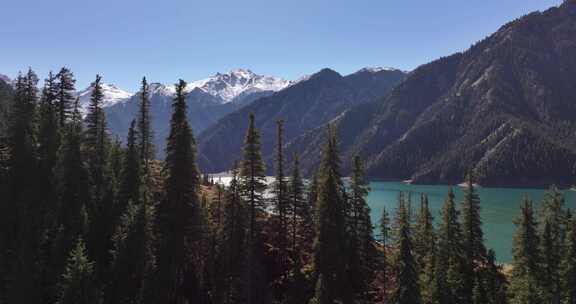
(367, 181, 576, 263)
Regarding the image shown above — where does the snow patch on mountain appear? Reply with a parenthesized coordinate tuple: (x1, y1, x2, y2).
(149, 82, 176, 97)
(77, 83, 133, 114)
(76, 69, 291, 113)
(185, 69, 291, 103)
(356, 67, 403, 73)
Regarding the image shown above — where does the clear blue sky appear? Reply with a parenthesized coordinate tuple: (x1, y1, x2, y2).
(1, 0, 562, 91)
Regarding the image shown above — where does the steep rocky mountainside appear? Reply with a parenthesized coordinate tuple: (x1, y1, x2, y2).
(287, 1, 576, 187)
(197, 68, 407, 172)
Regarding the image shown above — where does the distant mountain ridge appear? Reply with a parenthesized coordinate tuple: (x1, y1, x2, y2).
(197, 67, 408, 172)
(78, 68, 290, 111)
(99, 69, 290, 157)
(285, 1, 576, 187)
(185, 68, 291, 103)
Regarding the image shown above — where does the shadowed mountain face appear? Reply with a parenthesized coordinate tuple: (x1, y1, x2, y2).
(197, 68, 407, 173)
(287, 2, 576, 187)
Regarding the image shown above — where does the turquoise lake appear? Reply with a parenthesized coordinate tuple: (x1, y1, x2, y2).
(366, 181, 576, 263)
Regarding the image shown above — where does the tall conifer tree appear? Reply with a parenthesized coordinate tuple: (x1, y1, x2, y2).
(413, 195, 436, 303)
(391, 194, 422, 304)
(239, 113, 267, 240)
(379, 205, 391, 302)
(509, 198, 543, 304)
(118, 120, 141, 209)
(539, 186, 566, 304)
(288, 153, 310, 254)
(273, 119, 288, 275)
(137, 77, 154, 176)
(84, 74, 116, 283)
(562, 215, 576, 304)
(310, 126, 352, 304)
(239, 113, 268, 304)
(348, 156, 377, 301)
(154, 79, 203, 304)
(461, 174, 486, 303)
(106, 200, 156, 304)
(215, 163, 248, 304)
(4, 69, 43, 304)
(50, 98, 91, 302)
(433, 188, 466, 304)
(55, 67, 76, 127)
(85, 74, 107, 183)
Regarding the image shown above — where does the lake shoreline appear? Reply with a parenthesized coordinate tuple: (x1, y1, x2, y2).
(366, 177, 575, 190)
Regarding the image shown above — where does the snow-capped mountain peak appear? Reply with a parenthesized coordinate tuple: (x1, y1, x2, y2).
(149, 82, 176, 96)
(357, 66, 402, 73)
(77, 83, 133, 114)
(185, 69, 291, 103)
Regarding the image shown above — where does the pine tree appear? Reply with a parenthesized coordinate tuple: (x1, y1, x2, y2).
(348, 156, 377, 301)
(55, 67, 76, 127)
(56, 238, 101, 304)
(413, 194, 435, 270)
(509, 198, 543, 304)
(413, 195, 436, 304)
(218, 163, 248, 304)
(4, 69, 46, 304)
(84, 74, 108, 184)
(137, 77, 154, 176)
(391, 194, 422, 304)
(239, 113, 267, 241)
(38, 71, 61, 206)
(310, 125, 352, 304)
(84, 75, 117, 282)
(118, 120, 142, 209)
(50, 98, 91, 301)
(433, 188, 466, 304)
(6, 70, 39, 213)
(37, 72, 64, 302)
(379, 205, 391, 302)
(239, 113, 268, 304)
(106, 200, 156, 304)
(154, 79, 203, 304)
(288, 153, 311, 255)
(539, 186, 566, 304)
(562, 215, 576, 304)
(273, 119, 289, 279)
(461, 174, 486, 303)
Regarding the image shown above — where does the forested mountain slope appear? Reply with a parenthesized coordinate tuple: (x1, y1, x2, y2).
(287, 1, 576, 187)
(197, 68, 407, 172)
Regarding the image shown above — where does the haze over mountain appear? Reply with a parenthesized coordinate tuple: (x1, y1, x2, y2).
(197, 67, 408, 172)
(285, 0, 576, 187)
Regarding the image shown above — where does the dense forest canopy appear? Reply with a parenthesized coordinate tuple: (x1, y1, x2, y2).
(0, 68, 575, 304)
